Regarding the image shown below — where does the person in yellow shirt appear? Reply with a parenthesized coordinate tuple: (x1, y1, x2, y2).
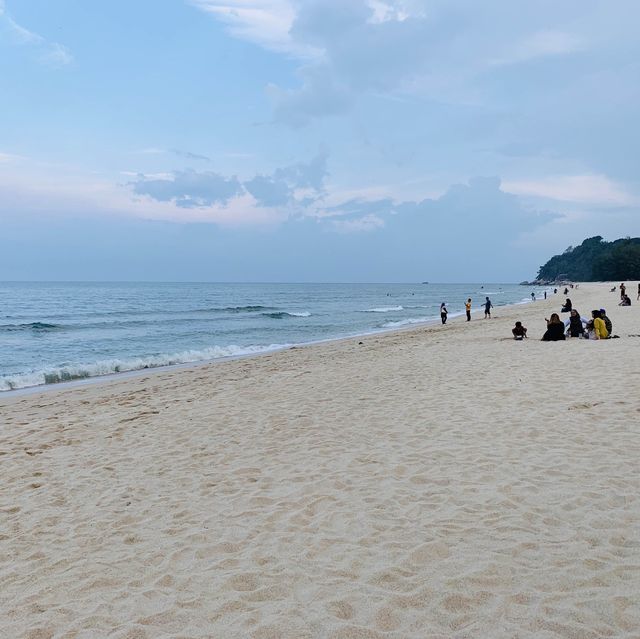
(591, 310, 609, 339)
(465, 298, 472, 321)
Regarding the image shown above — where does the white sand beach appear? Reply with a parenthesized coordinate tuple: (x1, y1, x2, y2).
(1, 282, 639, 639)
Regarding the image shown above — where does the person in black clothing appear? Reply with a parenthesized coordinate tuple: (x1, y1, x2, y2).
(565, 309, 586, 337)
(512, 321, 527, 340)
(483, 296, 493, 319)
(542, 313, 566, 341)
(561, 298, 572, 312)
(440, 302, 448, 325)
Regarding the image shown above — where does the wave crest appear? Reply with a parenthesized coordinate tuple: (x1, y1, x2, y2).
(362, 306, 404, 313)
(0, 343, 290, 391)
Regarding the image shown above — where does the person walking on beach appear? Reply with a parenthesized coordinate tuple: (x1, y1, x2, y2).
(465, 298, 472, 321)
(620, 283, 626, 300)
(483, 296, 493, 319)
(440, 303, 448, 325)
(531, 292, 536, 301)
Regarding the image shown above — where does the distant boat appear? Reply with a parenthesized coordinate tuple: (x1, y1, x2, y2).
(421, 281, 429, 284)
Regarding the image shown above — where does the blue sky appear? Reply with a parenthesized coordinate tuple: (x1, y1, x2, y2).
(1, 0, 638, 281)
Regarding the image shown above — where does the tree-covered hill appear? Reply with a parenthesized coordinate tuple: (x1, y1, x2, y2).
(536, 236, 640, 282)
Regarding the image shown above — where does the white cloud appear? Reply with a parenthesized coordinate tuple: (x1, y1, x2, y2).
(489, 30, 584, 67)
(0, 151, 24, 163)
(189, 0, 607, 127)
(502, 174, 637, 207)
(188, 0, 303, 54)
(330, 213, 385, 233)
(0, 4, 73, 67)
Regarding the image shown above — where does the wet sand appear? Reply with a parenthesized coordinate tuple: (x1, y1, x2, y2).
(1, 282, 639, 638)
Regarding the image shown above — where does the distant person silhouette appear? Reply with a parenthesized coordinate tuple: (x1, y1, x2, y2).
(483, 297, 493, 319)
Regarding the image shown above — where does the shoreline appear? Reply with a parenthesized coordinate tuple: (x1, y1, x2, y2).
(1, 293, 541, 399)
(2, 281, 639, 638)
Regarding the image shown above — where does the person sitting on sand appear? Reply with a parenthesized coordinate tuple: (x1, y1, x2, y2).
(591, 310, 609, 339)
(564, 309, 586, 338)
(584, 319, 595, 340)
(599, 309, 612, 335)
(512, 321, 527, 340)
(561, 298, 572, 313)
(619, 295, 632, 306)
(440, 302, 448, 325)
(610, 286, 616, 292)
(542, 314, 566, 341)
(637, 283, 640, 301)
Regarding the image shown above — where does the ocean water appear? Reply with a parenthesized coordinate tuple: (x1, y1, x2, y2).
(0, 282, 549, 391)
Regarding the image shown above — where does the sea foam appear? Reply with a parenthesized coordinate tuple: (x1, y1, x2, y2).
(362, 306, 404, 313)
(0, 343, 290, 391)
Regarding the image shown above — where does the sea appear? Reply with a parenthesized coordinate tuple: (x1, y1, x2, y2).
(0, 282, 549, 392)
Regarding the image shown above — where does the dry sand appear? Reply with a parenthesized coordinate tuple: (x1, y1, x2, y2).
(1, 282, 639, 639)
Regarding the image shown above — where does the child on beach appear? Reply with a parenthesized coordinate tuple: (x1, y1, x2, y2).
(512, 321, 527, 340)
(440, 303, 448, 325)
(465, 298, 471, 321)
(483, 297, 493, 319)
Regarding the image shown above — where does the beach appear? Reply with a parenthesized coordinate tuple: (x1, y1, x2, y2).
(1, 282, 639, 638)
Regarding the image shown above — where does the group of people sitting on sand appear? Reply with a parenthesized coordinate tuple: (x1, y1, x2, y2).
(512, 307, 615, 341)
(511, 283, 634, 342)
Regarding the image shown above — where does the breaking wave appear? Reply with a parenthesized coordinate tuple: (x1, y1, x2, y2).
(382, 316, 431, 328)
(362, 306, 404, 313)
(0, 343, 291, 391)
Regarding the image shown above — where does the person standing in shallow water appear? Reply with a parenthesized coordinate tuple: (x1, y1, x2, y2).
(465, 298, 472, 321)
(483, 296, 493, 319)
(440, 303, 448, 325)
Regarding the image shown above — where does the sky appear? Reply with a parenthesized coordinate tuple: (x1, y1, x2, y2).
(1, 0, 638, 282)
